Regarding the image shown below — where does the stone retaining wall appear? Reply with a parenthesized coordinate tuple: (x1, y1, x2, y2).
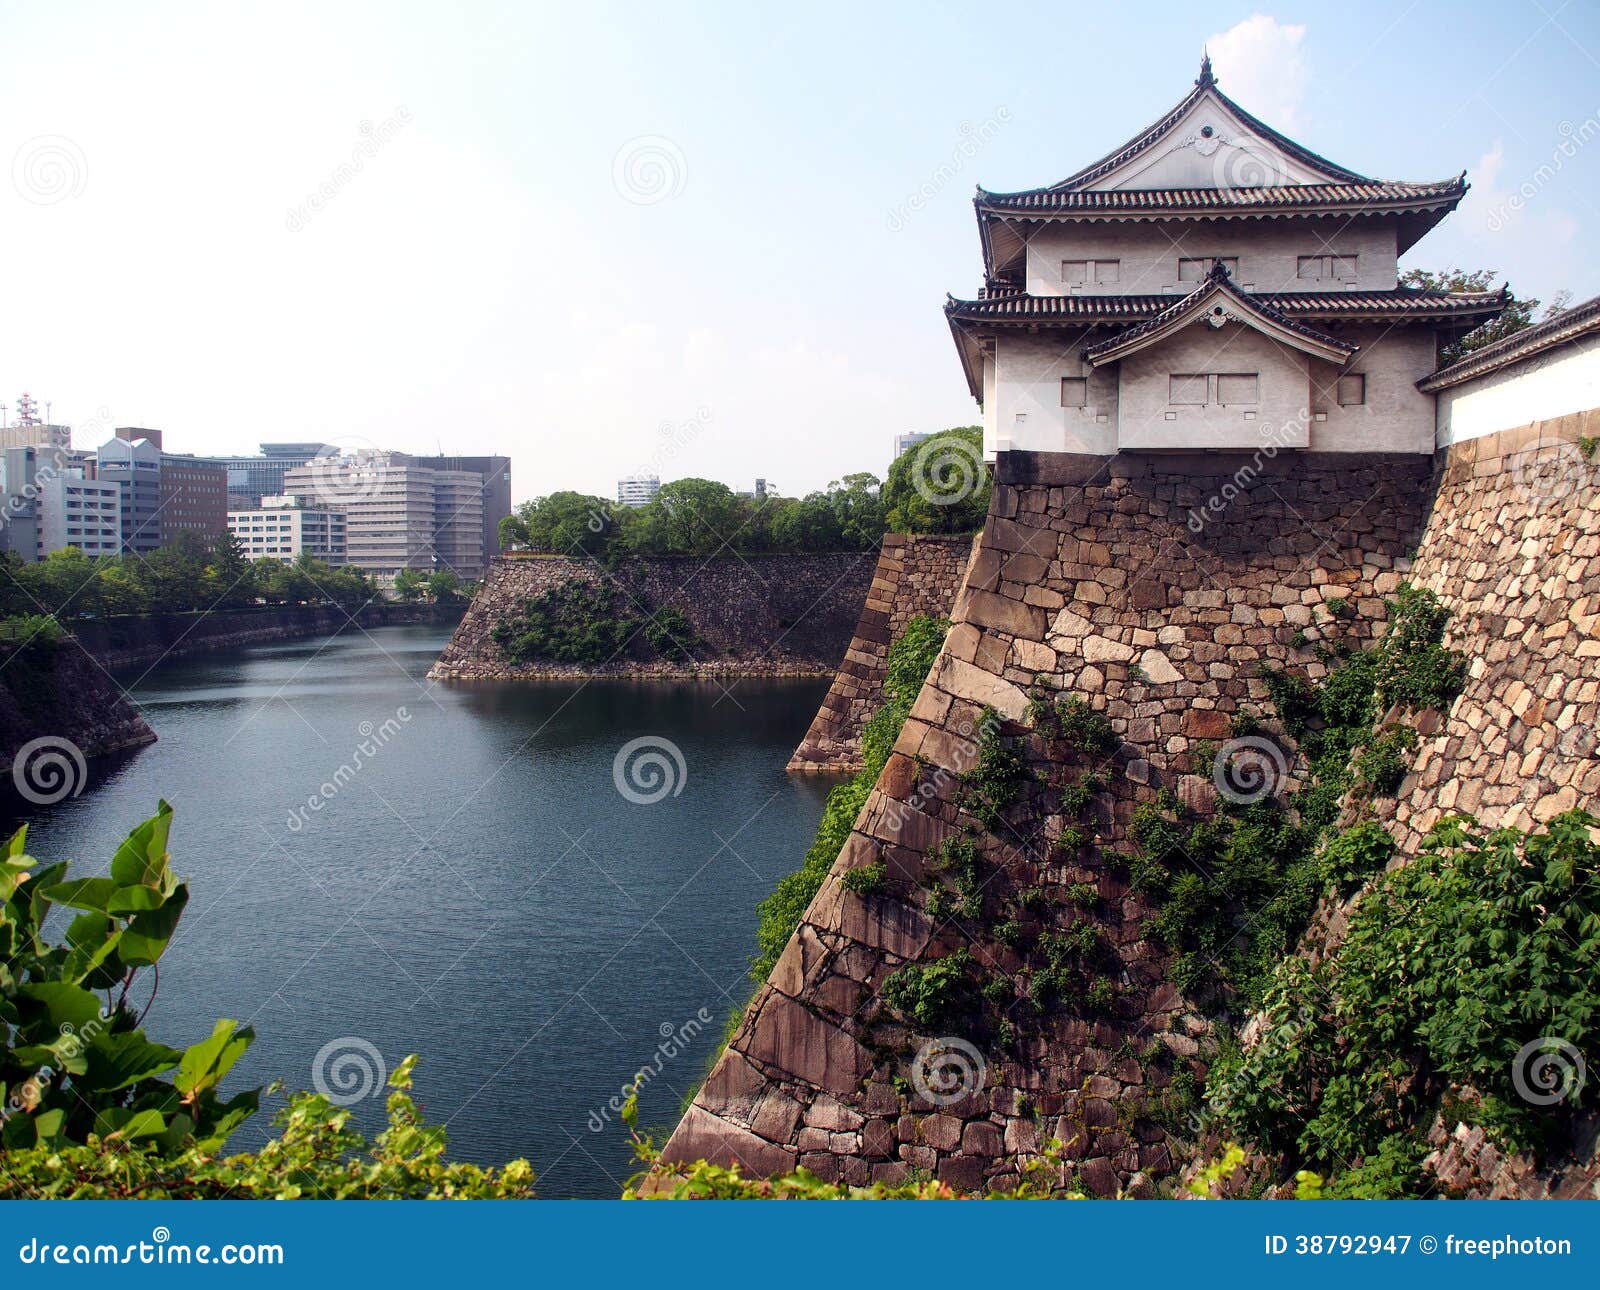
(663, 449, 1436, 1195)
(429, 552, 876, 681)
(787, 535, 975, 772)
(73, 604, 453, 672)
(1, 642, 156, 779)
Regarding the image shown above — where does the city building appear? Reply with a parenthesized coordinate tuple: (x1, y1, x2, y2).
(281, 452, 485, 582)
(409, 453, 511, 559)
(944, 55, 1507, 459)
(221, 442, 336, 508)
(0, 423, 72, 451)
(159, 453, 229, 543)
(891, 431, 932, 462)
(36, 467, 122, 557)
(227, 495, 348, 565)
(96, 435, 162, 555)
(0, 446, 51, 560)
(617, 473, 660, 507)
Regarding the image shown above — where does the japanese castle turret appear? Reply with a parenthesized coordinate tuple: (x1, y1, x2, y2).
(945, 54, 1507, 457)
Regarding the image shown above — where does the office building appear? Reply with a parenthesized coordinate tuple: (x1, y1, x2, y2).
(228, 495, 347, 565)
(617, 474, 660, 507)
(159, 453, 229, 543)
(409, 453, 511, 559)
(96, 435, 162, 555)
(281, 452, 485, 582)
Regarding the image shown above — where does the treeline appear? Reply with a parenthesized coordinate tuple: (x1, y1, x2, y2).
(499, 426, 989, 558)
(0, 531, 380, 620)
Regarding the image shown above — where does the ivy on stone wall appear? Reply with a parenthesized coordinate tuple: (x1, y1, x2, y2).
(489, 578, 702, 667)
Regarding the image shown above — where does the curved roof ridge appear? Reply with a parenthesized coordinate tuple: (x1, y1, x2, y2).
(1011, 62, 1369, 197)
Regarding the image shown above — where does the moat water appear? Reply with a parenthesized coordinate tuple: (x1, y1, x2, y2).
(3, 624, 832, 1197)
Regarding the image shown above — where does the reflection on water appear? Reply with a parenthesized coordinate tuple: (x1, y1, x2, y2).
(3, 624, 834, 1197)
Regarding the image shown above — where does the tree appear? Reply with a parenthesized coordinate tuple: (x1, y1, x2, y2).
(882, 426, 990, 535)
(635, 478, 744, 555)
(1400, 268, 1571, 365)
(426, 569, 463, 605)
(205, 530, 258, 608)
(501, 492, 627, 558)
(393, 569, 426, 603)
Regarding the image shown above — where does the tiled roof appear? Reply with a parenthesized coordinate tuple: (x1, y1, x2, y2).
(945, 286, 1508, 325)
(1079, 262, 1353, 366)
(974, 177, 1466, 215)
(1418, 293, 1600, 391)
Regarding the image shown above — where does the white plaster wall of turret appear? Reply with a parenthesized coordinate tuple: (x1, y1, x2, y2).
(985, 321, 1437, 457)
(1021, 218, 1399, 298)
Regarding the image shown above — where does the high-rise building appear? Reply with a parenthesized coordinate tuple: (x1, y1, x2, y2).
(617, 474, 660, 507)
(159, 453, 229, 544)
(221, 443, 337, 508)
(892, 431, 932, 462)
(408, 454, 511, 558)
(281, 452, 485, 582)
(227, 495, 347, 565)
(96, 436, 162, 555)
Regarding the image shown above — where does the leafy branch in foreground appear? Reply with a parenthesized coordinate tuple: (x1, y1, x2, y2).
(0, 1057, 535, 1198)
(1, 802, 256, 1153)
(1, 804, 533, 1199)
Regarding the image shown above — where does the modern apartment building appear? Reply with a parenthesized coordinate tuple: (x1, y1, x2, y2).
(227, 495, 347, 565)
(617, 473, 660, 507)
(96, 435, 162, 555)
(280, 453, 484, 582)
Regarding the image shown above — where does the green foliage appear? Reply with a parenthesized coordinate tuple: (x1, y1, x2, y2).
(883, 949, 977, 1031)
(642, 607, 699, 663)
(1215, 812, 1600, 1178)
(1029, 693, 1117, 754)
(959, 713, 1028, 833)
(882, 427, 990, 535)
(1400, 267, 1568, 364)
(0, 533, 377, 621)
(0, 1057, 535, 1198)
(1063, 882, 1099, 909)
(1, 805, 258, 1154)
(1372, 583, 1466, 711)
(490, 579, 636, 665)
(1318, 820, 1395, 892)
(750, 617, 949, 984)
(927, 833, 986, 919)
(1059, 771, 1103, 817)
(1354, 725, 1419, 795)
(840, 859, 887, 897)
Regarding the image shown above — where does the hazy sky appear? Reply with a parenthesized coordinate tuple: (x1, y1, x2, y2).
(2, 1, 1597, 501)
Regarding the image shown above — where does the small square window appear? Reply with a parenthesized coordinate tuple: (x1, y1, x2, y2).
(1333, 255, 1358, 279)
(1061, 377, 1089, 407)
(1217, 374, 1259, 404)
(1062, 260, 1088, 285)
(1337, 373, 1367, 406)
(1169, 374, 1208, 405)
(1296, 255, 1324, 280)
(1094, 259, 1120, 284)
